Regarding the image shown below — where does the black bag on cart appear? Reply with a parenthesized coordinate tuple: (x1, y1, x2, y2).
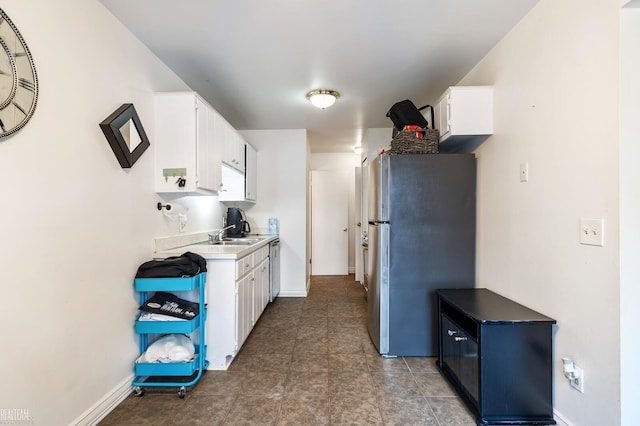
(135, 252, 207, 278)
(386, 99, 432, 131)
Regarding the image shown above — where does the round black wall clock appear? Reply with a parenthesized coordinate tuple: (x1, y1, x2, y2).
(0, 8, 38, 139)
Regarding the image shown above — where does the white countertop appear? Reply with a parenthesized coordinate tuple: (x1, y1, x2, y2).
(153, 231, 278, 260)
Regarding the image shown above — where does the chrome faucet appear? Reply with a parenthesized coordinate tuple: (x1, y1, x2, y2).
(208, 225, 236, 243)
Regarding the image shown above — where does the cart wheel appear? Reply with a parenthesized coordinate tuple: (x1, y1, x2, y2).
(178, 387, 186, 399)
(133, 386, 145, 397)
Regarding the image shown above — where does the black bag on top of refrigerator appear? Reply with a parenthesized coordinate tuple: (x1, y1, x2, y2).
(386, 99, 432, 131)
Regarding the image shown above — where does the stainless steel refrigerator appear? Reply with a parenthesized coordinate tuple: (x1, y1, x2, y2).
(367, 153, 476, 357)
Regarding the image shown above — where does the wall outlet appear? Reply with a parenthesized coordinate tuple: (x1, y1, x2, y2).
(579, 218, 604, 246)
(570, 365, 585, 393)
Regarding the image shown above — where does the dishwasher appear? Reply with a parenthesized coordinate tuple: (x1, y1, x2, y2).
(269, 239, 280, 302)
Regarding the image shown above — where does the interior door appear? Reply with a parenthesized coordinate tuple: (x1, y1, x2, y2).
(311, 170, 349, 275)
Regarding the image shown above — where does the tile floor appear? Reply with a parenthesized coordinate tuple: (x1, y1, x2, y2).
(99, 275, 476, 425)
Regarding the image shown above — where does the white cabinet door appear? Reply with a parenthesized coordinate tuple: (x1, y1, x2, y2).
(236, 274, 252, 349)
(206, 106, 222, 192)
(154, 92, 222, 194)
(195, 97, 222, 192)
(258, 257, 270, 314)
(245, 143, 257, 201)
(222, 124, 245, 173)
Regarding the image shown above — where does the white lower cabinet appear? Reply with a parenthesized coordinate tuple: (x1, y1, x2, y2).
(206, 244, 271, 369)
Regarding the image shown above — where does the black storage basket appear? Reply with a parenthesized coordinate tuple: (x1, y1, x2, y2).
(389, 127, 439, 155)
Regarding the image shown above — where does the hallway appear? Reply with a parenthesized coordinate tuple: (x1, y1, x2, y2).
(100, 275, 474, 425)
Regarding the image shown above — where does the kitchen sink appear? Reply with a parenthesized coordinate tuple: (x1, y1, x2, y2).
(192, 239, 258, 246)
(190, 236, 268, 247)
(214, 241, 255, 246)
(222, 238, 263, 243)
(192, 241, 254, 246)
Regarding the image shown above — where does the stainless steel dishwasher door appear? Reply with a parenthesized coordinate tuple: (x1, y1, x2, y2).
(269, 239, 280, 302)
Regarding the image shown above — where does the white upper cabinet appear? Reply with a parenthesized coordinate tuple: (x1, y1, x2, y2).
(220, 142, 258, 203)
(432, 86, 493, 153)
(222, 124, 246, 173)
(244, 143, 257, 202)
(154, 92, 222, 194)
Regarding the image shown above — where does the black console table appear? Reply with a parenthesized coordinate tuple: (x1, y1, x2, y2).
(436, 288, 556, 425)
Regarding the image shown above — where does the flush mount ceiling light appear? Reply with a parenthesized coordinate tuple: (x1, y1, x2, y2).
(306, 89, 340, 109)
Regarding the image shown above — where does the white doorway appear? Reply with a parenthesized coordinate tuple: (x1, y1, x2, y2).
(311, 170, 349, 275)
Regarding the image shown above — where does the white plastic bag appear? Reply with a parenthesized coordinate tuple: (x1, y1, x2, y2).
(140, 334, 195, 363)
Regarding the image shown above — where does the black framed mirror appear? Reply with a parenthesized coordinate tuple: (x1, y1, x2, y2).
(99, 103, 150, 168)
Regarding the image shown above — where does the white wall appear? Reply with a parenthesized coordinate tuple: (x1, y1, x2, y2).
(362, 128, 393, 165)
(240, 129, 309, 297)
(620, 4, 640, 425)
(456, 0, 621, 424)
(310, 153, 361, 273)
(0, 2, 224, 424)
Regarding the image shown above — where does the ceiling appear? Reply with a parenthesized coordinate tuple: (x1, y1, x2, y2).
(99, 0, 539, 153)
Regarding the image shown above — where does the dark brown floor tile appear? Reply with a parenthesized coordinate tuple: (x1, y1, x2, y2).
(294, 336, 329, 354)
(290, 351, 329, 372)
(296, 325, 328, 340)
(257, 314, 301, 328)
(242, 371, 287, 397)
(328, 315, 363, 328)
(277, 394, 329, 425)
(327, 303, 353, 317)
(241, 336, 296, 354)
(98, 396, 140, 425)
(171, 393, 235, 425)
(229, 351, 292, 372)
(414, 372, 457, 397)
(224, 394, 282, 425)
(250, 324, 299, 340)
(404, 356, 439, 373)
(361, 337, 381, 355)
(107, 394, 185, 425)
(195, 371, 246, 395)
(427, 396, 476, 425)
(328, 336, 365, 354)
(329, 395, 383, 425)
(369, 371, 422, 398)
(378, 395, 438, 425)
(365, 353, 410, 373)
(328, 353, 368, 371)
(298, 315, 328, 327)
(329, 370, 375, 397)
(284, 371, 329, 396)
(327, 326, 363, 341)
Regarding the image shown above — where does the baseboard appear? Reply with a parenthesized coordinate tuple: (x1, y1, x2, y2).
(554, 409, 573, 426)
(348, 266, 355, 273)
(72, 374, 133, 426)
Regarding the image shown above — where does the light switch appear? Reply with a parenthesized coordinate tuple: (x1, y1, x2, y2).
(580, 218, 604, 246)
(520, 162, 529, 182)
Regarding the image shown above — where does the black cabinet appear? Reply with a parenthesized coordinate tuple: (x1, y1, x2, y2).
(436, 289, 556, 425)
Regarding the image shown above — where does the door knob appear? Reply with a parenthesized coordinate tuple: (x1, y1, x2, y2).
(343, 228, 348, 232)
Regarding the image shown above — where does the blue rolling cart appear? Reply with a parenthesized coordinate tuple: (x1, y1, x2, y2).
(132, 272, 208, 398)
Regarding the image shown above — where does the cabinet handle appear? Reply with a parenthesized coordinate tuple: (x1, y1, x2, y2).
(454, 336, 468, 342)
